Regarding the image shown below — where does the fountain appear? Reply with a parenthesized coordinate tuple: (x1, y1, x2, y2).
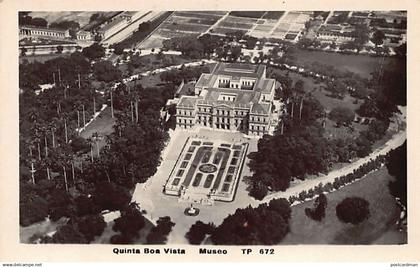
(184, 203, 200, 216)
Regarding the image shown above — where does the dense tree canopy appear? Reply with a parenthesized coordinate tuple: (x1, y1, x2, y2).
(185, 221, 215, 245)
(19, 13, 48, 27)
(248, 123, 331, 193)
(146, 216, 175, 244)
(82, 43, 105, 61)
(329, 107, 355, 127)
(336, 197, 370, 224)
(386, 142, 407, 206)
(371, 30, 386, 46)
(112, 203, 145, 243)
(211, 198, 291, 245)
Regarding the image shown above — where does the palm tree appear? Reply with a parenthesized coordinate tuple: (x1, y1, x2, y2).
(54, 145, 73, 191)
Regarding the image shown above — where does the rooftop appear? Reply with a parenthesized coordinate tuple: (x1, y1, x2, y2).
(19, 25, 69, 33)
(212, 62, 266, 79)
(98, 16, 127, 33)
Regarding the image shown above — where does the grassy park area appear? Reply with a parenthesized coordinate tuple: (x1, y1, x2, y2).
(292, 49, 396, 79)
(267, 67, 366, 141)
(118, 54, 191, 76)
(282, 167, 406, 244)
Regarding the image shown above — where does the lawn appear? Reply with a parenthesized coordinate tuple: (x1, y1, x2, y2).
(292, 49, 402, 79)
(118, 54, 191, 76)
(267, 67, 362, 112)
(281, 167, 406, 244)
(79, 106, 115, 152)
(135, 74, 166, 88)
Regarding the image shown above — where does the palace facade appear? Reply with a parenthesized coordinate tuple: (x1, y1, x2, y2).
(175, 62, 279, 136)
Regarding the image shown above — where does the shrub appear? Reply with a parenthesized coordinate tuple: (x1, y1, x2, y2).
(298, 190, 308, 201)
(324, 182, 334, 192)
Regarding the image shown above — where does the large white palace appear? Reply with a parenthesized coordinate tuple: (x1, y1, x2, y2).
(174, 62, 280, 136)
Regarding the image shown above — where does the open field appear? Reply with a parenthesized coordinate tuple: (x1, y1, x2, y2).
(292, 49, 402, 79)
(282, 167, 406, 244)
(140, 11, 311, 48)
(139, 11, 225, 49)
(267, 66, 364, 140)
(267, 67, 362, 112)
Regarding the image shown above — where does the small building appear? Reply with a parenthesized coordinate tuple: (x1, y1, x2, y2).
(76, 30, 92, 41)
(316, 24, 356, 44)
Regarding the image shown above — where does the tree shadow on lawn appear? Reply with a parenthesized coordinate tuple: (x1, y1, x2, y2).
(332, 204, 402, 245)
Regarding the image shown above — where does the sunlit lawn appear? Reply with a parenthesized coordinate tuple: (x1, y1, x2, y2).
(281, 167, 406, 244)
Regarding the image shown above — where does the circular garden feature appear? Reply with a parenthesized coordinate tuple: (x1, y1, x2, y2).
(199, 163, 218, 173)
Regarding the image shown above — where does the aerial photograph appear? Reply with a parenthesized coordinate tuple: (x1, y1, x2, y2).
(18, 10, 407, 245)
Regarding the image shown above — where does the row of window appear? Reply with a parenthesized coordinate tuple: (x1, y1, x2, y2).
(198, 107, 211, 113)
(177, 119, 194, 125)
(177, 109, 194, 116)
(182, 107, 249, 117)
(250, 116, 268, 123)
(250, 125, 266, 132)
(25, 30, 66, 37)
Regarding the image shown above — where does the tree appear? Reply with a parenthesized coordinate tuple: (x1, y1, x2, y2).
(326, 80, 347, 99)
(50, 20, 80, 30)
(74, 214, 106, 242)
(113, 44, 124, 55)
(146, 216, 175, 244)
(82, 43, 105, 61)
(244, 36, 258, 49)
(336, 197, 370, 224)
(211, 198, 291, 245)
(305, 193, 327, 221)
(329, 107, 355, 127)
(371, 30, 386, 46)
(112, 203, 145, 243)
(43, 222, 88, 244)
(74, 195, 100, 216)
(19, 182, 49, 226)
(352, 23, 370, 51)
(249, 181, 268, 200)
(93, 182, 131, 211)
(21, 47, 27, 56)
(56, 45, 64, 54)
(138, 21, 151, 32)
(386, 142, 407, 206)
(186, 221, 215, 245)
(248, 123, 331, 193)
